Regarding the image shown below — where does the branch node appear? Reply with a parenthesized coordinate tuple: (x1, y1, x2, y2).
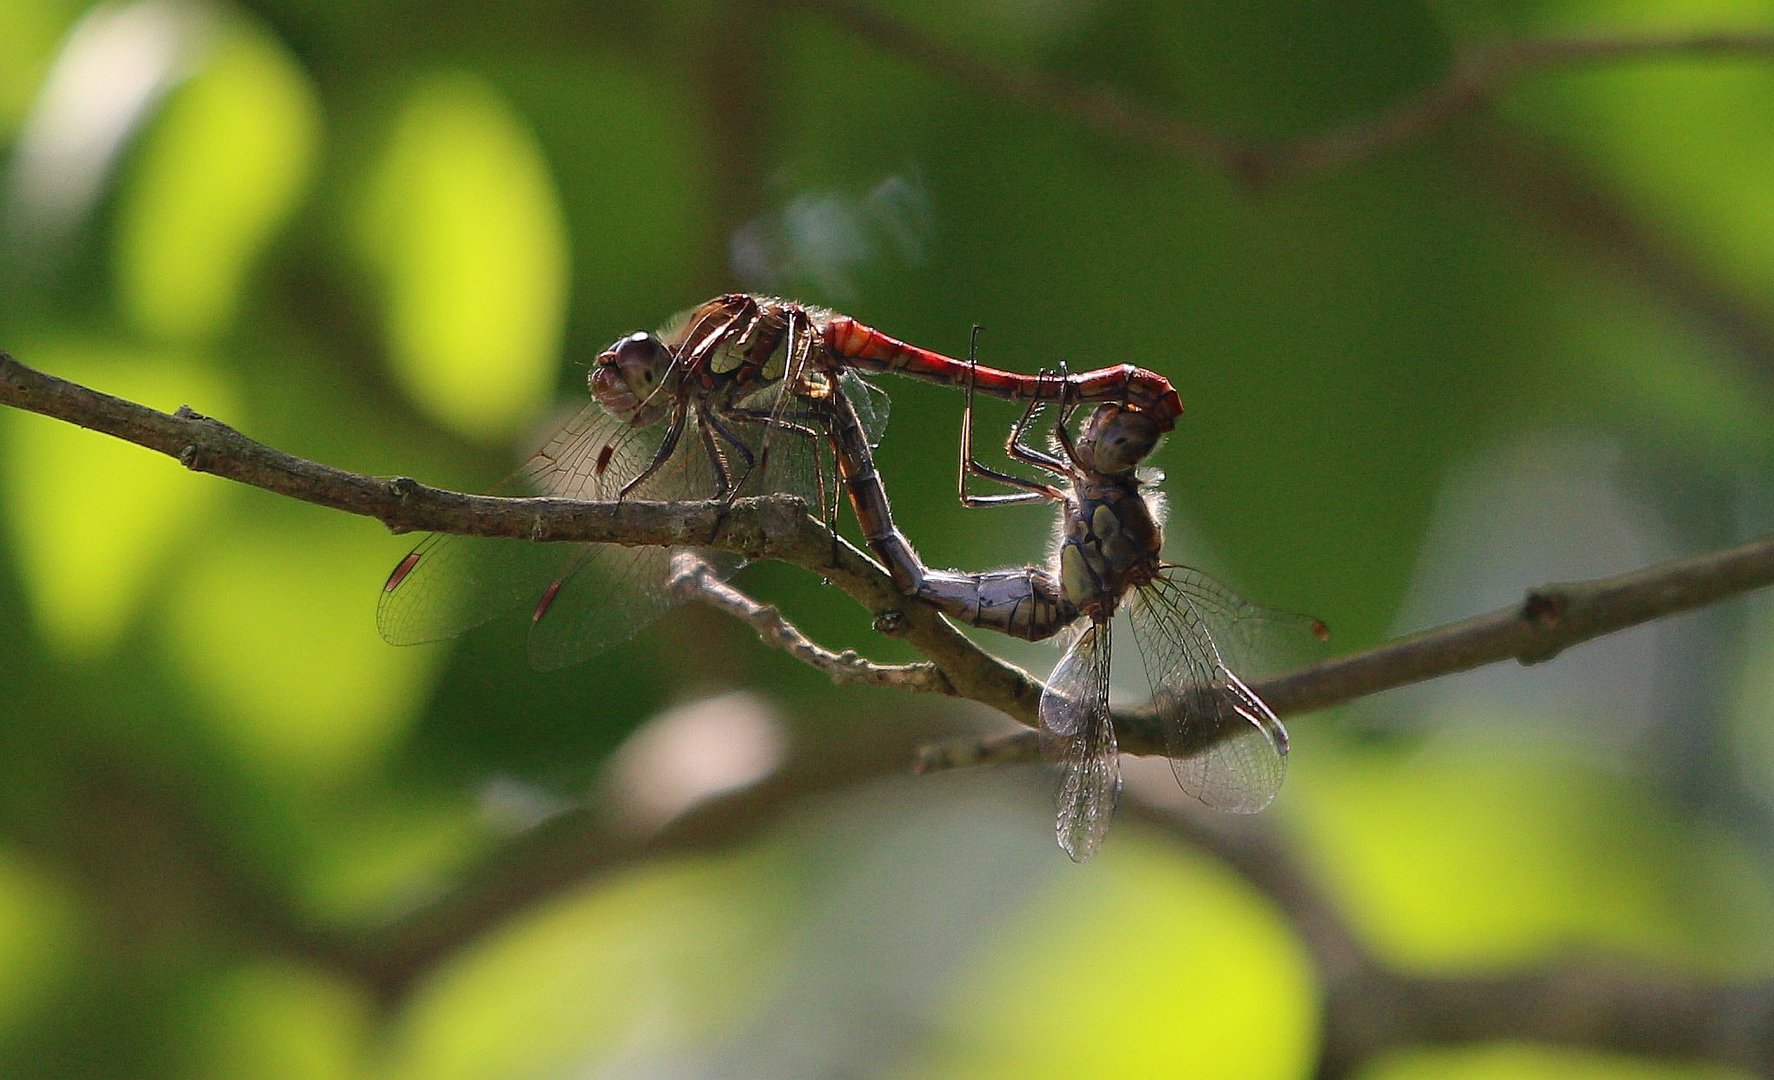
(388, 475, 420, 499)
(1519, 587, 1572, 664)
(872, 608, 908, 636)
(173, 404, 207, 422)
(1523, 588, 1568, 627)
(177, 444, 208, 472)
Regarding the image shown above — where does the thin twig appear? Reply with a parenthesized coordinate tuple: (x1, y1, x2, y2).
(915, 729, 1054, 772)
(776, 2, 1774, 186)
(668, 551, 949, 692)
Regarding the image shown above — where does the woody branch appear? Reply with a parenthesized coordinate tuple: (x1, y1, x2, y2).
(2, 352, 1771, 763)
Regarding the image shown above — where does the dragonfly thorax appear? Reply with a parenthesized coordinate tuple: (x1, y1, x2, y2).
(591, 331, 681, 426)
(1056, 474, 1163, 618)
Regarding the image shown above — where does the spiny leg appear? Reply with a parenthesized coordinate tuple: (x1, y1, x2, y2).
(1007, 364, 1077, 475)
(619, 398, 690, 499)
(959, 326, 1064, 507)
(747, 305, 817, 495)
(695, 409, 752, 545)
(700, 407, 756, 500)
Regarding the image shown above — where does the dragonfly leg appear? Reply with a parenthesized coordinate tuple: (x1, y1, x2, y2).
(699, 407, 756, 500)
(619, 398, 691, 500)
(824, 436, 843, 569)
(690, 412, 751, 544)
(1004, 365, 1075, 477)
(720, 398, 846, 565)
(959, 327, 1064, 507)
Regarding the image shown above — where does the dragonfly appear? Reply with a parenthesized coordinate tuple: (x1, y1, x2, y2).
(823, 351, 1325, 860)
(379, 294, 1185, 669)
(377, 294, 892, 669)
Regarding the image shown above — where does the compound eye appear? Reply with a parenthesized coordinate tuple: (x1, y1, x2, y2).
(603, 332, 673, 384)
(610, 332, 667, 366)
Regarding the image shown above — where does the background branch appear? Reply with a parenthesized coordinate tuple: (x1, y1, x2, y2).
(775, 3, 1774, 186)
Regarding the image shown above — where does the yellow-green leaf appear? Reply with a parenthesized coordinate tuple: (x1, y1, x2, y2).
(354, 72, 569, 440)
(162, 518, 434, 787)
(113, 16, 321, 343)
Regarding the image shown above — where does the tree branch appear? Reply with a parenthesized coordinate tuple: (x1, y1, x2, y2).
(920, 532, 1774, 767)
(3, 352, 1770, 764)
(668, 551, 950, 693)
(775, 2, 1774, 186)
(0, 352, 1041, 719)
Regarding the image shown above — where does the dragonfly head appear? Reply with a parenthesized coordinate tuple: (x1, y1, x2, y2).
(1075, 403, 1162, 476)
(591, 331, 679, 425)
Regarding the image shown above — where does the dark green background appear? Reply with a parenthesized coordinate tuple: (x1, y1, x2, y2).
(1, 1, 1770, 1077)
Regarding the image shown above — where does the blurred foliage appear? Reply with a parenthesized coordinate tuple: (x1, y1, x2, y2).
(0, 0, 1771, 1077)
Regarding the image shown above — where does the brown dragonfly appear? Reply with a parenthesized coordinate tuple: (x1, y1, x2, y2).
(821, 352, 1325, 860)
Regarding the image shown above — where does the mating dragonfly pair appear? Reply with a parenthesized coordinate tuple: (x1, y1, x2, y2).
(379, 294, 1323, 860)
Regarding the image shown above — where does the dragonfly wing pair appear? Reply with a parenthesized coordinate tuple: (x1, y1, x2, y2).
(1041, 621, 1119, 862)
(1037, 567, 1305, 862)
(1129, 570, 1294, 814)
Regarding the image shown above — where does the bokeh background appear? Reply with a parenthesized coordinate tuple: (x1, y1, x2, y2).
(2, 1, 1773, 1077)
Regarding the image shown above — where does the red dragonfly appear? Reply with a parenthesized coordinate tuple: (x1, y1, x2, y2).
(823, 354, 1325, 860)
(377, 295, 889, 668)
(379, 294, 1182, 669)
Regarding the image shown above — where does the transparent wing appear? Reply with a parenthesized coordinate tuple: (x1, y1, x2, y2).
(379, 313, 892, 670)
(726, 356, 890, 519)
(840, 369, 891, 449)
(377, 400, 741, 669)
(1041, 621, 1120, 861)
(1159, 565, 1329, 677)
(1129, 572, 1289, 813)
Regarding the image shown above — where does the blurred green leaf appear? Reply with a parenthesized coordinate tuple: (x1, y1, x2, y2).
(353, 72, 569, 441)
(160, 514, 435, 788)
(175, 962, 368, 1080)
(113, 14, 321, 343)
(1510, 0, 1774, 310)
(1291, 731, 1774, 972)
(0, 848, 78, 1051)
(909, 834, 1316, 1079)
(384, 851, 794, 1080)
(0, 0, 81, 134)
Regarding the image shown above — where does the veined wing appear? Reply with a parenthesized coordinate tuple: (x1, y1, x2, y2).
(1129, 572, 1288, 813)
(377, 400, 740, 670)
(729, 362, 891, 522)
(1159, 565, 1328, 677)
(1041, 620, 1120, 862)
